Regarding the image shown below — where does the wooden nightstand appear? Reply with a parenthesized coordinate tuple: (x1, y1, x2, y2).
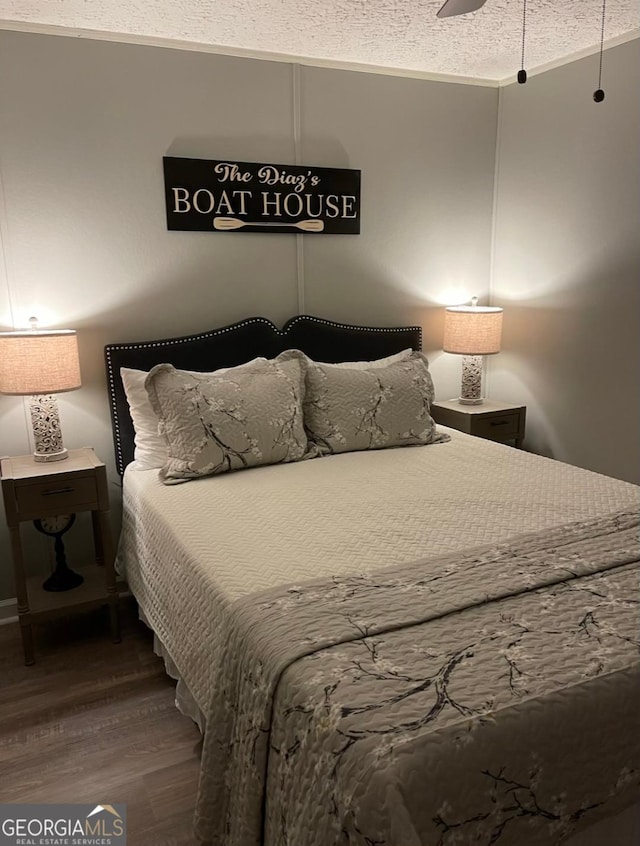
(1, 447, 120, 665)
(431, 400, 526, 448)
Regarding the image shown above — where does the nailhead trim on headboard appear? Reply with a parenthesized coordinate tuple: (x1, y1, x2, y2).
(286, 314, 423, 339)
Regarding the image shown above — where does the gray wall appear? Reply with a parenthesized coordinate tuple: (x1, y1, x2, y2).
(0, 31, 497, 602)
(490, 39, 640, 485)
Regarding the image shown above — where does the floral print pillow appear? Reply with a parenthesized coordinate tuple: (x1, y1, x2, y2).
(304, 352, 445, 455)
(145, 350, 312, 484)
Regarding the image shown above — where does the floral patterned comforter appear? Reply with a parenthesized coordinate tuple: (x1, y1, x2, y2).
(194, 509, 640, 846)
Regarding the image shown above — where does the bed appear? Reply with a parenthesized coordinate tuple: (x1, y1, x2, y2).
(105, 314, 640, 846)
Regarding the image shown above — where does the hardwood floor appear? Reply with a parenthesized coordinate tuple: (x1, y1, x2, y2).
(0, 598, 202, 845)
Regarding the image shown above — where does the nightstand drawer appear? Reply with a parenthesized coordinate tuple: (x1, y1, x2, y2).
(472, 413, 521, 439)
(431, 401, 525, 448)
(15, 474, 98, 518)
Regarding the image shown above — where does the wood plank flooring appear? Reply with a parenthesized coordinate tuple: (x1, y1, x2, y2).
(0, 598, 202, 845)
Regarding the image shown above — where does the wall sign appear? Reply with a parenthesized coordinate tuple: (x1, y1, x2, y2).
(163, 157, 360, 234)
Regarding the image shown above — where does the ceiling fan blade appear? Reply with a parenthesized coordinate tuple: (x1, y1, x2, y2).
(436, 0, 488, 18)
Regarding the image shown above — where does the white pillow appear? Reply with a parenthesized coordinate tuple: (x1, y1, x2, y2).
(121, 357, 268, 470)
(316, 349, 413, 370)
(121, 368, 170, 470)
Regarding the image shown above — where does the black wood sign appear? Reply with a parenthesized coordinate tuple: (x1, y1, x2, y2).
(163, 157, 360, 234)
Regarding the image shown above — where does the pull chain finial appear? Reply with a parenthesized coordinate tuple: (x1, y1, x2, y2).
(517, 0, 528, 84)
(593, 0, 607, 102)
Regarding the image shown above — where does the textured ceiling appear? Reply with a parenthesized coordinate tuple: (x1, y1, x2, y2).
(0, 0, 638, 82)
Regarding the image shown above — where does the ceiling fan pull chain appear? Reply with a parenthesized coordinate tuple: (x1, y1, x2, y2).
(517, 0, 527, 83)
(593, 0, 607, 102)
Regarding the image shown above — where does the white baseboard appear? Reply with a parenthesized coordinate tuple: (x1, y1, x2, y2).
(0, 597, 18, 625)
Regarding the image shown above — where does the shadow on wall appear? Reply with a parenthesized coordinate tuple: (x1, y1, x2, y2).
(300, 246, 466, 401)
(166, 135, 352, 169)
(489, 282, 640, 483)
(490, 302, 589, 462)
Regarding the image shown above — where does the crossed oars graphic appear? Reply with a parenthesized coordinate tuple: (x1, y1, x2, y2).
(213, 217, 324, 232)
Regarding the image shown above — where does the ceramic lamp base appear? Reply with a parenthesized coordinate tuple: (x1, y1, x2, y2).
(459, 354, 484, 404)
(33, 448, 69, 463)
(29, 394, 69, 462)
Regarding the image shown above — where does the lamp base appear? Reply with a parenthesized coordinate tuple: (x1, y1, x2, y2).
(29, 394, 69, 462)
(33, 448, 69, 463)
(459, 355, 484, 405)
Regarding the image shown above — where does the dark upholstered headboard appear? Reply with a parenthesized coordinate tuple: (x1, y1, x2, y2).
(104, 314, 422, 476)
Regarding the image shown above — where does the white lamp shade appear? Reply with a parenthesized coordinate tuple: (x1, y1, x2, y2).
(443, 306, 503, 356)
(0, 329, 81, 395)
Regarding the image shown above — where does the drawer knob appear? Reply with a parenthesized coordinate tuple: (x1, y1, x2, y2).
(490, 420, 509, 426)
(42, 486, 75, 496)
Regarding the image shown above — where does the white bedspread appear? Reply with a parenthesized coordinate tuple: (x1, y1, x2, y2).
(117, 427, 638, 721)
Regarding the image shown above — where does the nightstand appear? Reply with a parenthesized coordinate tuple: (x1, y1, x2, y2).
(1, 447, 120, 665)
(431, 400, 526, 448)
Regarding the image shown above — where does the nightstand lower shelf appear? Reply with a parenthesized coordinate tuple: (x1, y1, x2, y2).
(26, 566, 117, 616)
(18, 567, 120, 665)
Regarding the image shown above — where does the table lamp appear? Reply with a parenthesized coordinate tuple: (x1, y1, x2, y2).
(0, 318, 82, 461)
(443, 297, 503, 405)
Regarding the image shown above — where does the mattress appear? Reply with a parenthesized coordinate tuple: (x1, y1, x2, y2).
(117, 428, 640, 844)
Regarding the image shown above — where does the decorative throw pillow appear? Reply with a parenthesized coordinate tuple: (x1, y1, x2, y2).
(145, 350, 311, 483)
(121, 358, 268, 470)
(304, 351, 445, 455)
